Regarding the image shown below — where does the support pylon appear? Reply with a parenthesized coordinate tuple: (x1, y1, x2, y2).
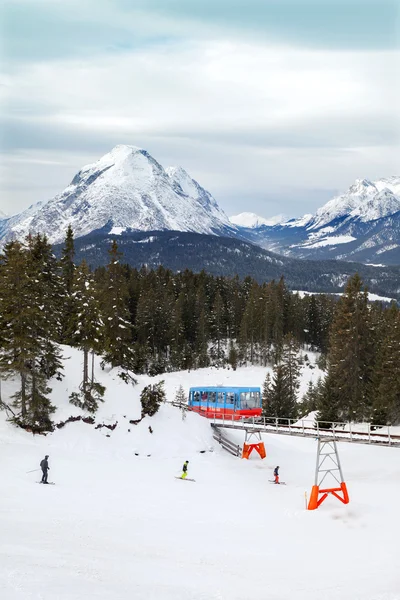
(308, 438, 349, 510)
(242, 429, 266, 459)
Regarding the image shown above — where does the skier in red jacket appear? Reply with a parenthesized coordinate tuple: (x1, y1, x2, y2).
(274, 466, 280, 484)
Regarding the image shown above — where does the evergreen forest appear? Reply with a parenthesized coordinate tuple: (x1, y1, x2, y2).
(1, 228, 399, 432)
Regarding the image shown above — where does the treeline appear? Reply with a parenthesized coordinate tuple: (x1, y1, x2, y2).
(0, 228, 399, 430)
(262, 273, 400, 427)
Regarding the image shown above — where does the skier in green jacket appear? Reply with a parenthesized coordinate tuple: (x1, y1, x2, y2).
(181, 460, 189, 479)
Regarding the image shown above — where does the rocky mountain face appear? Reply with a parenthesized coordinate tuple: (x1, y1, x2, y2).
(0, 145, 236, 246)
(238, 177, 400, 265)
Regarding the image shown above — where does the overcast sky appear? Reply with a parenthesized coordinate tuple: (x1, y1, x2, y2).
(1, 0, 399, 219)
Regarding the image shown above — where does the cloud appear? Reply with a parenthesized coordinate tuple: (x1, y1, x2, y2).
(1, 2, 399, 218)
(2, 40, 398, 146)
(2, 0, 398, 67)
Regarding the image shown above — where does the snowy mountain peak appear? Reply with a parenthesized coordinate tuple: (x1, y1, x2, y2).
(0, 147, 234, 246)
(311, 176, 400, 229)
(230, 212, 287, 228)
(348, 178, 376, 194)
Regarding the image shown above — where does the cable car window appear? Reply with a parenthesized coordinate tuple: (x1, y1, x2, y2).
(240, 391, 260, 409)
(209, 392, 216, 403)
(193, 391, 200, 402)
(226, 392, 235, 404)
(217, 392, 225, 403)
(201, 391, 208, 401)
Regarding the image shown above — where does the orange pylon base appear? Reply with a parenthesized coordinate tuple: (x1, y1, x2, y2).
(242, 442, 266, 459)
(307, 482, 349, 510)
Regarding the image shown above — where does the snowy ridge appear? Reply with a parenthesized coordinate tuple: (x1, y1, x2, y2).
(0, 145, 235, 246)
(230, 212, 287, 228)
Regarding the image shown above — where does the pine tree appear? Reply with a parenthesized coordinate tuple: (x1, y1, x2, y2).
(322, 274, 375, 422)
(271, 277, 287, 356)
(227, 340, 238, 370)
(175, 384, 187, 420)
(59, 225, 76, 344)
(195, 286, 210, 368)
(280, 334, 301, 414)
(0, 239, 59, 430)
(135, 284, 155, 366)
(316, 374, 342, 428)
(262, 371, 272, 416)
(175, 384, 186, 406)
(264, 365, 291, 421)
(169, 292, 186, 369)
(210, 289, 225, 363)
(259, 285, 272, 366)
(262, 335, 300, 421)
(69, 261, 105, 412)
(371, 304, 400, 425)
(141, 381, 166, 417)
(305, 294, 320, 350)
(29, 234, 64, 379)
(0, 241, 33, 419)
(299, 379, 321, 417)
(196, 308, 210, 368)
(101, 240, 135, 373)
(239, 283, 262, 364)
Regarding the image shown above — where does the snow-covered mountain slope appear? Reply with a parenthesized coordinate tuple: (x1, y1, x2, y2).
(230, 212, 287, 228)
(1, 348, 400, 600)
(0, 146, 236, 246)
(309, 178, 400, 229)
(0, 209, 8, 220)
(239, 177, 400, 265)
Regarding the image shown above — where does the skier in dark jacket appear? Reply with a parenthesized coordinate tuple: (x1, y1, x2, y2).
(181, 460, 189, 480)
(40, 455, 50, 484)
(274, 466, 280, 484)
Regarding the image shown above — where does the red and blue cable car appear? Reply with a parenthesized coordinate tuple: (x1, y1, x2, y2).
(188, 386, 262, 420)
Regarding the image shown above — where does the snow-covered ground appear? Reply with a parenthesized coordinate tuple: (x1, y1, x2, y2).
(1, 348, 399, 600)
(294, 290, 397, 303)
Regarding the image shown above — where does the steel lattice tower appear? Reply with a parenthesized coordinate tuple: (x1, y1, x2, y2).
(308, 438, 349, 510)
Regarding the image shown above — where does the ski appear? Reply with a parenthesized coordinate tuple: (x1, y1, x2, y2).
(37, 482, 55, 485)
(175, 477, 196, 482)
(268, 481, 286, 485)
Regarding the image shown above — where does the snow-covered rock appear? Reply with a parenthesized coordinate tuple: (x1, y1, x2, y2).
(0, 145, 235, 246)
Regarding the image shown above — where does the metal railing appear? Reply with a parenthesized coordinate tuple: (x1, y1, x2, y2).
(166, 399, 399, 448)
(210, 415, 400, 447)
(211, 424, 241, 456)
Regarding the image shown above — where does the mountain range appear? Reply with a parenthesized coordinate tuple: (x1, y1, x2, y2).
(0, 145, 399, 297)
(238, 177, 400, 265)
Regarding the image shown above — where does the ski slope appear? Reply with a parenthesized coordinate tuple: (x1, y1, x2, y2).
(1, 348, 399, 600)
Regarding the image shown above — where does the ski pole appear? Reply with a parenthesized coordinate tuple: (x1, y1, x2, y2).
(26, 468, 40, 473)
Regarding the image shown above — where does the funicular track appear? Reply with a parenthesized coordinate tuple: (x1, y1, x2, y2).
(170, 401, 400, 449)
(211, 416, 400, 448)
